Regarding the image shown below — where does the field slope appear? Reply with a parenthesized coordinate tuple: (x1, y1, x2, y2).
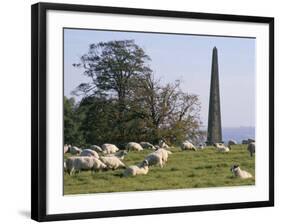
(64, 144, 255, 195)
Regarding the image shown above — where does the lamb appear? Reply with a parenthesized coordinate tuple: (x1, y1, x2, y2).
(90, 145, 103, 152)
(144, 152, 163, 168)
(247, 142, 255, 157)
(154, 148, 172, 164)
(214, 143, 230, 152)
(65, 156, 107, 175)
(123, 160, 149, 177)
(159, 140, 170, 149)
(228, 140, 237, 149)
(69, 146, 82, 155)
(100, 156, 126, 170)
(181, 140, 197, 151)
(125, 142, 143, 151)
(64, 144, 71, 154)
(107, 150, 128, 160)
(80, 149, 99, 158)
(230, 164, 253, 179)
(101, 144, 119, 154)
(140, 142, 156, 150)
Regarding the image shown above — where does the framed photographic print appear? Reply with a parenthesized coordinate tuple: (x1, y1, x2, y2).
(31, 2, 274, 222)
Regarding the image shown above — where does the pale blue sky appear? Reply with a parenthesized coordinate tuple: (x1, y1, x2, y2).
(64, 28, 256, 128)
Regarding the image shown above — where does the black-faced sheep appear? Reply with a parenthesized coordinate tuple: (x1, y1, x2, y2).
(159, 140, 170, 149)
(230, 164, 253, 179)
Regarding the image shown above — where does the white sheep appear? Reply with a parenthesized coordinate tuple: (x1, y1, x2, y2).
(100, 156, 126, 170)
(154, 148, 172, 164)
(80, 149, 99, 159)
(214, 143, 230, 152)
(159, 140, 170, 149)
(144, 152, 163, 168)
(181, 140, 197, 151)
(126, 142, 144, 151)
(64, 144, 71, 154)
(123, 160, 149, 177)
(65, 156, 107, 175)
(107, 150, 128, 160)
(69, 146, 82, 155)
(247, 142, 255, 157)
(90, 145, 103, 152)
(230, 165, 253, 179)
(140, 142, 156, 150)
(101, 144, 119, 154)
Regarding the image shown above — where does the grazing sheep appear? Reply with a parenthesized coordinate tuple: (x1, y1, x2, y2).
(214, 143, 230, 152)
(230, 165, 253, 179)
(90, 145, 103, 152)
(69, 146, 82, 155)
(144, 152, 163, 168)
(181, 140, 197, 151)
(65, 156, 107, 175)
(159, 140, 170, 149)
(140, 142, 156, 150)
(247, 142, 255, 157)
(123, 160, 149, 177)
(126, 142, 143, 151)
(64, 144, 71, 154)
(107, 150, 128, 160)
(100, 156, 126, 170)
(101, 144, 119, 154)
(228, 140, 237, 149)
(154, 148, 172, 164)
(248, 138, 255, 143)
(80, 149, 99, 158)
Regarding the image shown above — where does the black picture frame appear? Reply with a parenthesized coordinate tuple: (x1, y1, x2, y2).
(31, 2, 274, 222)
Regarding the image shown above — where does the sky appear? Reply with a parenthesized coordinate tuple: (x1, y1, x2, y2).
(64, 28, 256, 128)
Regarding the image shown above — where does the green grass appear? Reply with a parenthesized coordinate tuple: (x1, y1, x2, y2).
(64, 144, 255, 195)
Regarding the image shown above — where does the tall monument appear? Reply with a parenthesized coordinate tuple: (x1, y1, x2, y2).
(207, 47, 222, 145)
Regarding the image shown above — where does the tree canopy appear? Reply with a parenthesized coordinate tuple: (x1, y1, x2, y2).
(64, 40, 204, 147)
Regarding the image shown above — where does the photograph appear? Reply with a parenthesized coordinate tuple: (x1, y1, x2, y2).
(63, 28, 256, 195)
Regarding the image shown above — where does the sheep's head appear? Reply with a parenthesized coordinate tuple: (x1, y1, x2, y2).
(230, 164, 240, 173)
(142, 160, 149, 167)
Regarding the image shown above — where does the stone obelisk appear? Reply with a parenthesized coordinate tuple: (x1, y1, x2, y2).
(207, 47, 222, 145)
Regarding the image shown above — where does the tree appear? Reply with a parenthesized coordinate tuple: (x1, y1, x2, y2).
(64, 97, 85, 146)
(73, 40, 152, 101)
(134, 74, 202, 144)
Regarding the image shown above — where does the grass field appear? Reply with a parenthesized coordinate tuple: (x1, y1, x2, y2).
(63, 144, 255, 195)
